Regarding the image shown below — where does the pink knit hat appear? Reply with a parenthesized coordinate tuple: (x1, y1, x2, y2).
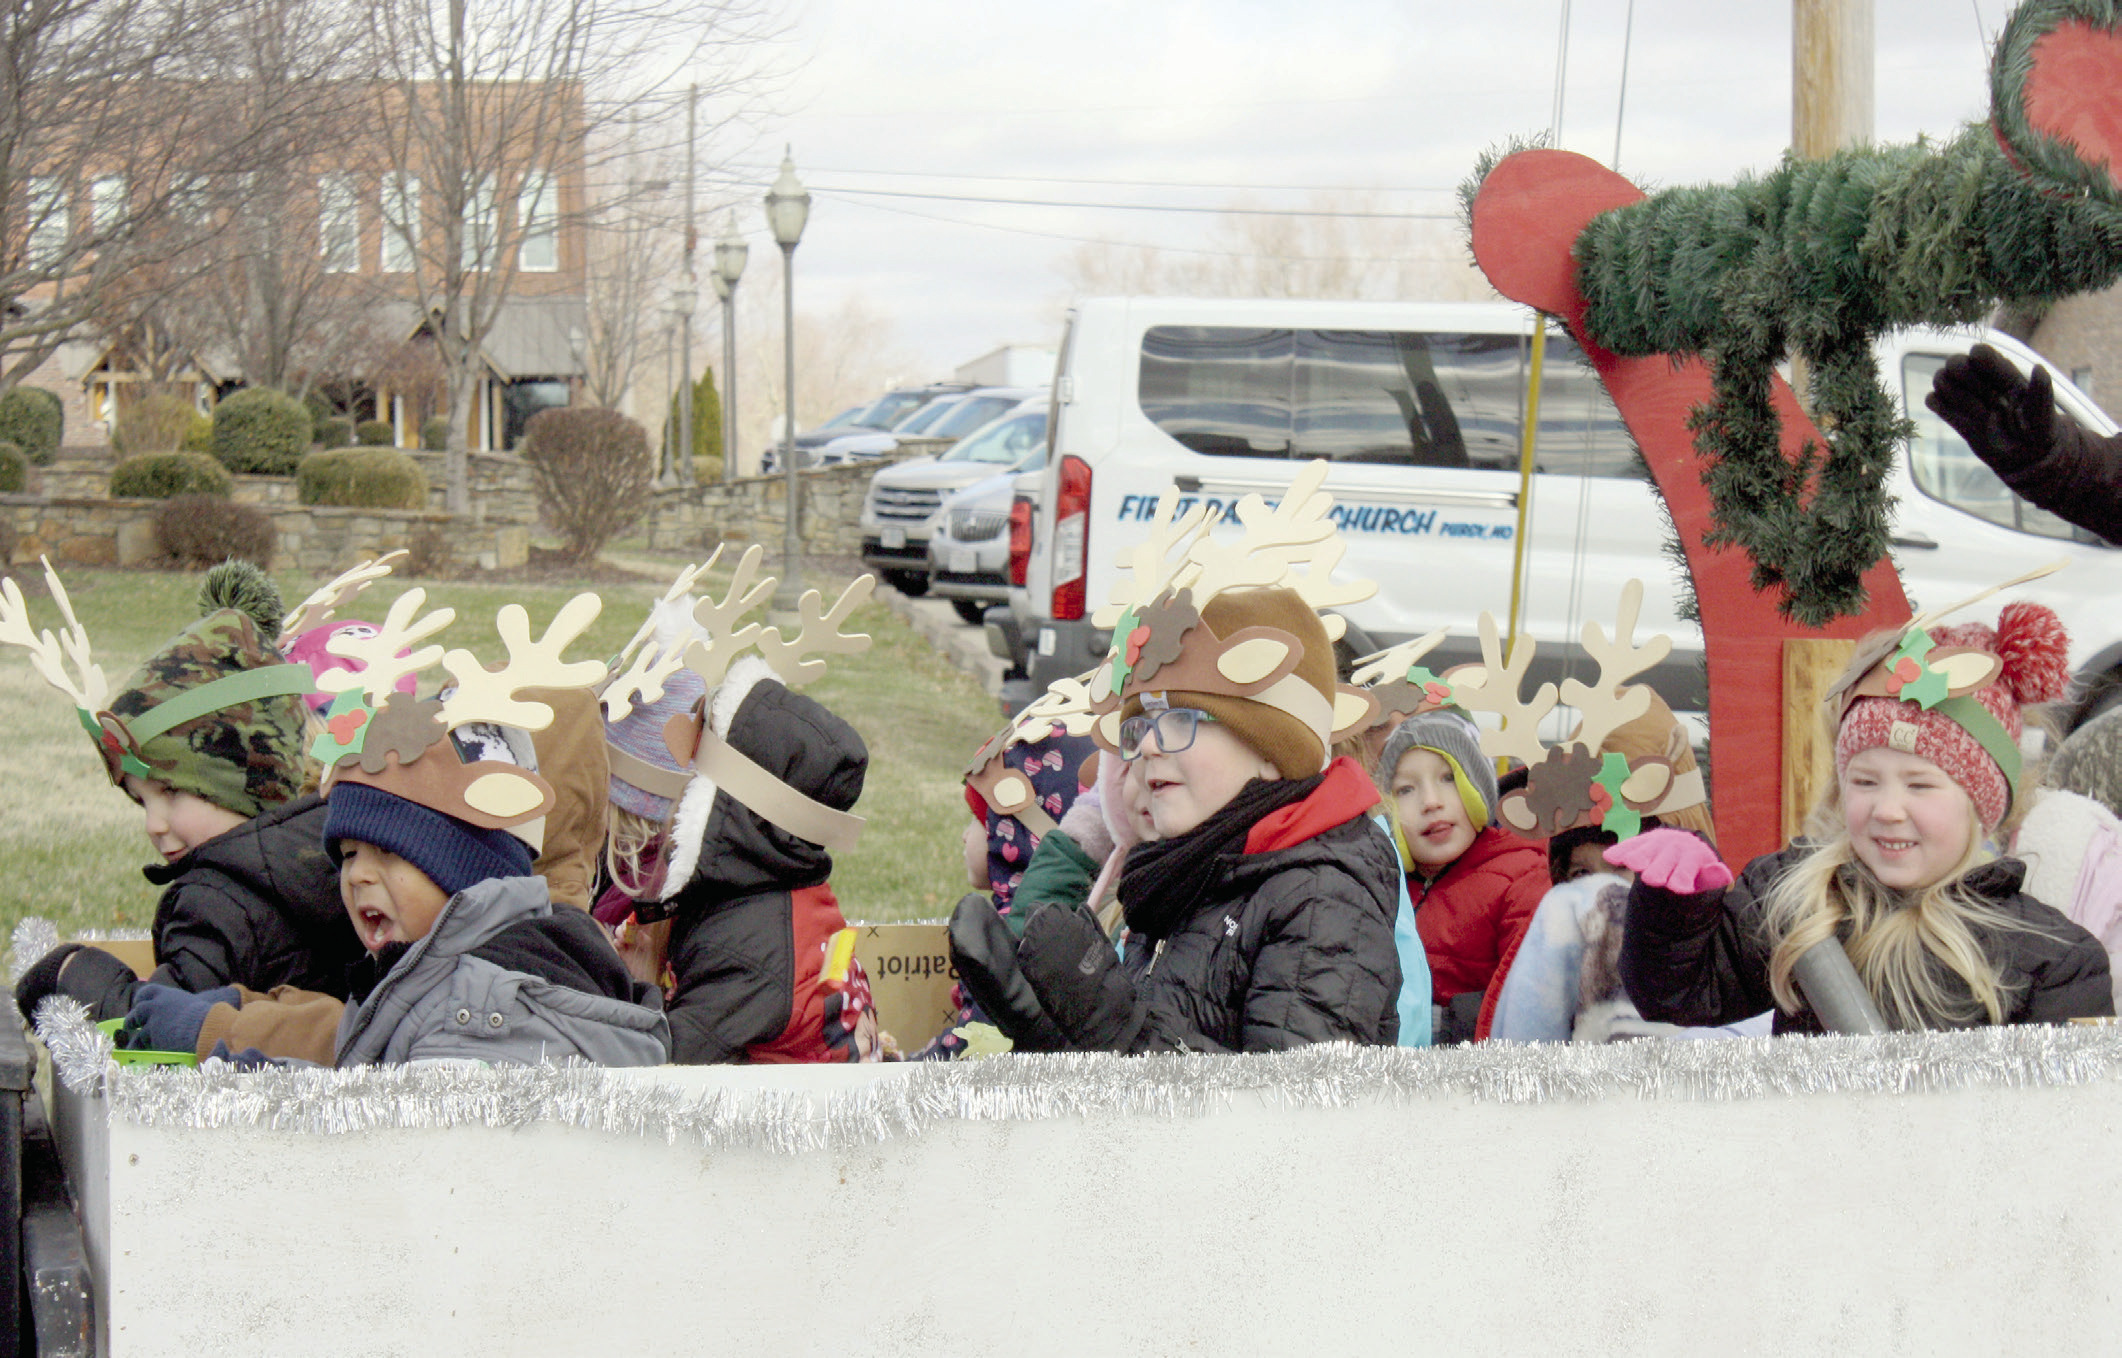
(1833, 602, 2070, 830)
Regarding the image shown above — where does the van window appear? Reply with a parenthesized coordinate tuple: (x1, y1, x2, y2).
(1533, 337, 1639, 478)
(1138, 325, 1632, 474)
(1902, 354, 2083, 542)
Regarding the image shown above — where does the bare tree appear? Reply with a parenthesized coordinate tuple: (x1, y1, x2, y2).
(577, 138, 681, 408)
(733, 281, 914, 474)
(365, 0, 775, 512)
(1058, 195, 1495, 305)
(0, 0, 303, 387)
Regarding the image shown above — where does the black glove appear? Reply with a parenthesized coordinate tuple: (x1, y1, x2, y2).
(117, 984, 238, 1054)
(1925, 342, 2056, 476)
(1016, 902, 1151, 1053)
(947, 894, 1066, 1052)
(14, 944, 140, 1023)
(14, 943, 85, 1020)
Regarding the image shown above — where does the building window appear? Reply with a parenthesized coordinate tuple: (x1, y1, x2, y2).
(319, 174, 360, 272)
(462, 176, 494, 270)
(518, 170, 556, 272)
(382, 173, 419, 273)
(27, 177, 68, 267)
(90, 177, 126, 235)
(2073, 366, 2096, 399)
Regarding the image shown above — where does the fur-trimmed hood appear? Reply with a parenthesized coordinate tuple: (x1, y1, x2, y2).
(659, 654, 868, 907)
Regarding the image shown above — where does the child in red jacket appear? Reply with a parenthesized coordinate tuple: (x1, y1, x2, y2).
(1378, 709, 1548, 1043)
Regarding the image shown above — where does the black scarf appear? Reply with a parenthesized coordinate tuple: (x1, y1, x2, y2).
(1120, 772, 1324, 941)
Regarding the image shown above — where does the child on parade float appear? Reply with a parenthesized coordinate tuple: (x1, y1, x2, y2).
(6, 560, 361, 1023)
(592, 550, 882, 1064)
(954, 467, 1404, 1054)
(100, 585, 667, 1066)
(2012, 706, 2122, 1012)
(1616, 599, 2115, 1032)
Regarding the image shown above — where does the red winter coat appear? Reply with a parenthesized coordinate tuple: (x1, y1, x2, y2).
(1412, 825, 1548, 1008)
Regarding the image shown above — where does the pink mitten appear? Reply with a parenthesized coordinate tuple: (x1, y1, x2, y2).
(1603, 828, 1733, 895)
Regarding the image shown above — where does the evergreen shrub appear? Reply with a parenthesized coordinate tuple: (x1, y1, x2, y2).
(110, 453, 233, 499)
(210, 388, 310, 474)
(297, 447, 429, 509)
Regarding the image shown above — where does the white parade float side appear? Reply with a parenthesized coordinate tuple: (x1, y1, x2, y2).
(36, 1003, 2122, 1357)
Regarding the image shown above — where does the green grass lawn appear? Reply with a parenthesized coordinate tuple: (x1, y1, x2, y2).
(0, 560, 999, 947)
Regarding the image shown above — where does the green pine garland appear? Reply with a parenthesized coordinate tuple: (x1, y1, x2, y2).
(1468, 0, 2122, 625)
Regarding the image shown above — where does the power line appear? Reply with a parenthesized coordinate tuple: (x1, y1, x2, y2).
(814, 190, 1470, 265)
(789, 183, 1460, 220)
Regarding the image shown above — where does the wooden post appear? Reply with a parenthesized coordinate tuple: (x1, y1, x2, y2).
(1792, 0, 1873, 157)
(1782, 638, 1856, 842)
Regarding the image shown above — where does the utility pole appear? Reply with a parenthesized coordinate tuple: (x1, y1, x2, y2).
(1782, 0, 1874, 841)
(1793, 0, 1873, 158)
(677, 82, 698, 486)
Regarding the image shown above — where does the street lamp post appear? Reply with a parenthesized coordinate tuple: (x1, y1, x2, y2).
(713, 219, 748, 484)
(764, 149, 810, 612)
(672, 282, 697, 487)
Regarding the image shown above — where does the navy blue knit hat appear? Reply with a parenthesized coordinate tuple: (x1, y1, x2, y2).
(324, 781, 534, 897)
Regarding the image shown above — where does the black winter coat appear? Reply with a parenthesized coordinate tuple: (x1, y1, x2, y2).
(68, 795, 363, 1021)
(657, 664, 867, 1064)
(1126, 800, 1402, 1052)
(1619, 845, 2114, 1033)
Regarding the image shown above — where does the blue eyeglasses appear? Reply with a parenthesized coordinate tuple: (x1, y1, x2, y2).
(1118, 707, 1218, 761)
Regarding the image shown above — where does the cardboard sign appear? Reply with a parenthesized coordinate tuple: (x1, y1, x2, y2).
(851, 922, 956, 1053)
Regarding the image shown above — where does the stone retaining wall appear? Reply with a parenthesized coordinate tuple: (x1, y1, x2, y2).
(33, 449, 539, 525)
(641, 453, 919, 559)
(0, 495, 529, 573)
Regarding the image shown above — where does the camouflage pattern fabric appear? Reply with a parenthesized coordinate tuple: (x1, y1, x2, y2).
(102, 609, 310, 817)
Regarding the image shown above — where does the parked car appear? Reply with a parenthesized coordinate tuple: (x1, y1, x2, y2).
(761, 383, 970, 473)
(1011, 295, 2122, 728)
(927, 410, 1052, 624)
(859, 397, 1046, 596)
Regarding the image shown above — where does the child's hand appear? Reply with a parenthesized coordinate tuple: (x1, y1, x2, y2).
(1604, 828, 1732, 895)
(119, 984, 238, 1055)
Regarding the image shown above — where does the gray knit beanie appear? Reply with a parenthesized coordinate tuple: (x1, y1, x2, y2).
(2046, 704, 2122, 819)
(1378, 710, 1497, 831)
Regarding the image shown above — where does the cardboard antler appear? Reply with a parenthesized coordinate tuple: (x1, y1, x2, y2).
(1091, 493, 1213, 630)
(439, 594, 606, 732)
(0, 557, 109, 714)
(316, 587, 455, 704)
(1447, 611, 1558, 770)
(1557, 579, 1666, 757)
(681, 544, 776, 691)
(278, 550, 408, 649)
(754, 576, 875, 687)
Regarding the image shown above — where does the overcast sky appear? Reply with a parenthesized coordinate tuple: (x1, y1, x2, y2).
(701, 0, 2020, 379)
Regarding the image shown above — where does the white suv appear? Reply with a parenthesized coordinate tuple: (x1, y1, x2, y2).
(858, 389, 1044, 595)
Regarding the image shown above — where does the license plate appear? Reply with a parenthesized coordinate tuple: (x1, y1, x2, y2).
(880, 527, 905, 549)
(949, 548, 977, 574)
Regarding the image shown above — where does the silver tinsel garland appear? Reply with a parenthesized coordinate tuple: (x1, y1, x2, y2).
(29, 995, 2122, 1154)
(7, 917, 150, 984)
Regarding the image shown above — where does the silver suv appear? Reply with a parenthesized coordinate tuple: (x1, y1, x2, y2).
(858, 391, 1044, 595)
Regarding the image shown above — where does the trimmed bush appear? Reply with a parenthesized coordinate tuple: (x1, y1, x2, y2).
(211, 387, 310, 474)
(0, 386, 63, 465)
(297, 446, 429, 509)
(155, 494, 275, 567)
(420, 416, 450, 451)
(356, 420, 396, 447)
(520, 406, 653, 562)
(0, 441, 24, 493)
(314, 417, 352, 449)
(110, 452, 233, 499)
(181, 410, 214, 454)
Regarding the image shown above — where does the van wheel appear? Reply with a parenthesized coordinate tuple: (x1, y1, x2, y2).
(884, 569, 929, 597)
(951, 599, 988, 626)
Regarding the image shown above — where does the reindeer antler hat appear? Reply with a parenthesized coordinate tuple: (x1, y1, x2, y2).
(308, 583, 607, 844)
(1447, 579, 1707, 841)
(1083, 460, 1380, 778)
(645, 546, 877, 903)
(1, 557, 315, 817)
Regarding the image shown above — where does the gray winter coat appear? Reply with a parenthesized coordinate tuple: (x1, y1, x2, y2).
(335, 876, 670, 1067)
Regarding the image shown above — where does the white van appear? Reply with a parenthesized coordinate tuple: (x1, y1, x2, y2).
(1010, 296, 2122, 723)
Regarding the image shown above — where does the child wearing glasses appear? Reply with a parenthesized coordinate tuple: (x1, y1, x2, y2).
(992, 586, 1403, 1053)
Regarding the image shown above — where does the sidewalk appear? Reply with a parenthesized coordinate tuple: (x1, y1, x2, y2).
(873, 581, 1007, 701)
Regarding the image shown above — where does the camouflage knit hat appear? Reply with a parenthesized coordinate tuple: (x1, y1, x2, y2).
(101, 608, 313, 818)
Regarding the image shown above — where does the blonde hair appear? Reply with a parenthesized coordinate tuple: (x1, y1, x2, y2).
(1762, 686, 2029, 1029)
(604, 804, 665, 899)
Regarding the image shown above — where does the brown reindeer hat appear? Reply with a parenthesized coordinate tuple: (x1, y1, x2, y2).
(1083, 459, 1380, 777)
(1446, 579, 1706, 841)
(308, 584, 608, 852)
